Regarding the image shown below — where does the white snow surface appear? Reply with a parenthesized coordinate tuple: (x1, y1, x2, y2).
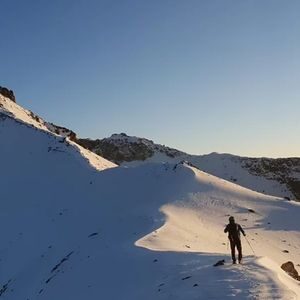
(1, 96, 300, 299)
(0, 94, 49, 131)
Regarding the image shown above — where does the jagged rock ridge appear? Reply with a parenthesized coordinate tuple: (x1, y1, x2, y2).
(78, 133, 184, 164)
(241, 157, 300, 199)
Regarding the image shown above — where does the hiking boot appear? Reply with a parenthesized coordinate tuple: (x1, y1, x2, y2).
(232, 261, 237, 264)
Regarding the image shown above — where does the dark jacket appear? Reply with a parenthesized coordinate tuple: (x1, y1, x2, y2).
(224, 222, 245, 241)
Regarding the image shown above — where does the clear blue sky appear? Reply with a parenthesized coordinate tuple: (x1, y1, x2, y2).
(1, 0, 300, 157)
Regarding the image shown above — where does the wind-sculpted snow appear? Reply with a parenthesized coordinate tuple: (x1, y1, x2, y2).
(1, 112, 300, 299)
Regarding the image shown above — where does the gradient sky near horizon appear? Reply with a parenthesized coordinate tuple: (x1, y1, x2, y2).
(1, 0, 300, 157)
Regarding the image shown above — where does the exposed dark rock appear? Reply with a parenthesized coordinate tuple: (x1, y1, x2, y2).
(45, 275, 55, 284)
(51, 251, 74, 273)
(88, 232, 99, 238)
(77, 133, 184, 165)
(281, 261, 300, 280)
(47, 123, 77, 141)
(0, 86, 16, 102)
(241, 157, 300, 201)
(213, 259, 225, 267)
(0, 279, 11, 296)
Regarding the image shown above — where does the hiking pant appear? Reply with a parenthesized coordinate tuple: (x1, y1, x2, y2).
(230, 238, 242, 262)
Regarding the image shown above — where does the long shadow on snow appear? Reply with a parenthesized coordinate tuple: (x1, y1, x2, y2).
(92, 164, 290, 298)
(127, 247, 288, 300)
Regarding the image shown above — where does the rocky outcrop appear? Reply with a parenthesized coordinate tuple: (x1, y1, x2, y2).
(281, 261, 300, 280)
(77, 133, 184, 164)
(241, 157, 300, 200)
(0, 86, 16, 102)
(46, 123, 77, 141)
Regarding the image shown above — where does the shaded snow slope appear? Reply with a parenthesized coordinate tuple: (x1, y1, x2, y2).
(1, 111, 300, 299)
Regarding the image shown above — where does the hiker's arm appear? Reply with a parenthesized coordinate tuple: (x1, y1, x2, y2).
(224, 225, 228, 233)
(239, 225, 246, 236)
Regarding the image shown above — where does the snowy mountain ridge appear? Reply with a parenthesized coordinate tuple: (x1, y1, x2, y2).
(0, 93, 76, 140)
(78, 133, 300, 200)
(0, 93, 116, 171)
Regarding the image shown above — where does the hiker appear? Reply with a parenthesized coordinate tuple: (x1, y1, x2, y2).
(224, 216, 246, 264)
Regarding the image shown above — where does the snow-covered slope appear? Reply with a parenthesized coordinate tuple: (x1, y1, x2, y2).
(78, 133, 300, 200)
(1, 92, 300, 299)
(0, 92, 78, 139)
(0, 94, 115, 170)
(189, 153, 299, 200)
(0, 93, 50, 131)
(1, 138, 300, 299)
(1, 106, 300, 298)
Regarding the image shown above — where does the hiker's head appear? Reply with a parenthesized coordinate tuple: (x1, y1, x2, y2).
(229, 216, 235, 223)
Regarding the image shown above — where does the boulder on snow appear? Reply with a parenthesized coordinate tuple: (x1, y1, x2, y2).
(281, 261, 300, 281)
(0, 86, 16, 102)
